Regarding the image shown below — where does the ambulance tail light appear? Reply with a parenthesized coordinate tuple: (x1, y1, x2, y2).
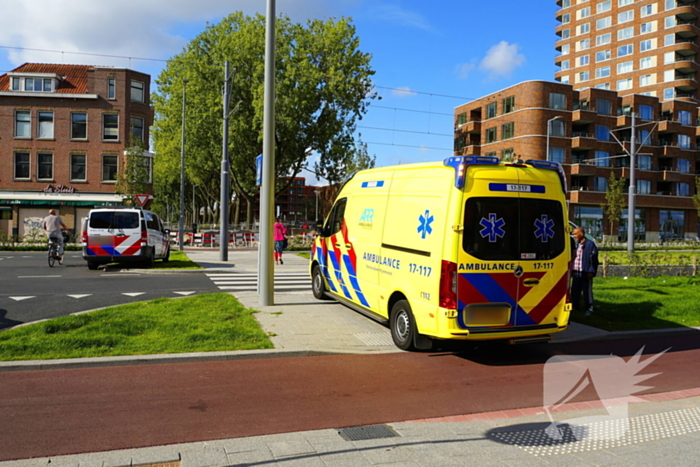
(439, 260, 458, 310)
(140, 229, 148, 247)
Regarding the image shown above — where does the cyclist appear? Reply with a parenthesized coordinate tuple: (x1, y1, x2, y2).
(42, 209, 68, 260)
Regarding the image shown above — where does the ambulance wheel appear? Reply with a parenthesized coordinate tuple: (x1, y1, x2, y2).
(87, 261, 98, 270)
(146, 248, 156, 268)
(312, 265, 331, 300)
(162, 246, 170, 262)
(390, 300, 417, 351)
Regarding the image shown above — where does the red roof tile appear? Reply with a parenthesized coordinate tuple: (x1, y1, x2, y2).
(0, 63, 94, 94)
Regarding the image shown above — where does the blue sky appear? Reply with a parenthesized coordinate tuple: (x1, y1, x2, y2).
(0, 0, 560, 185)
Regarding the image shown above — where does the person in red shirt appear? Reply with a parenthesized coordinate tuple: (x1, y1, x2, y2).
(274, 218, 288, 265)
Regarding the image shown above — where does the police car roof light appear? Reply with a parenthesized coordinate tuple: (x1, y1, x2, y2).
(443, 156, 499, 188)
(525, 159, 567, 193)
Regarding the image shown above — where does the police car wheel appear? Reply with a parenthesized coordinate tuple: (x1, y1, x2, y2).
(312, 265, 329, 300)
(87, 261, 99, 270)
(390, 300, 416, 351)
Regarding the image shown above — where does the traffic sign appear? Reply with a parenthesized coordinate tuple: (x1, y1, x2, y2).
(134, 194, 151, 207)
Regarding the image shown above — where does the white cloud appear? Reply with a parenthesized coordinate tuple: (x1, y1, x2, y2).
(391, 86, 417, 98)
(479, 41, 526, 79)
(0, 0, 357, 71)
(456, 62, 476, 80)
(369, 4, 433, 31)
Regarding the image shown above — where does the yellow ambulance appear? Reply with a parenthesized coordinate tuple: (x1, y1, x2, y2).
(310, 156, 572, 350)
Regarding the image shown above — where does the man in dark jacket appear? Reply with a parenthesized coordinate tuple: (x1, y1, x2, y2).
(571, 227, 599, 316)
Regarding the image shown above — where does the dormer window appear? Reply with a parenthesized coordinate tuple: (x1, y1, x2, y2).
(8, 73, 58, 92)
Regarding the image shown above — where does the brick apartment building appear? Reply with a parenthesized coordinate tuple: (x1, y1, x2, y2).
(0, 63, 153, 238)
(453, 0, 700, 241)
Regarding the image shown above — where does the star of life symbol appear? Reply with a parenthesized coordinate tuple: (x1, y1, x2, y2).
(543, 346, 668, 442)
(479, 213, 506, 243)
(417, 210, 434, 239)
(534, 214, 555, 243)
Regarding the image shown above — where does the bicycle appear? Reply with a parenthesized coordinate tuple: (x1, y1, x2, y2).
(47, 234, 64, 267)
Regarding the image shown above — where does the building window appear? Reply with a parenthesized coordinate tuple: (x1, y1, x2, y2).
(596, 49, 611, 61)
(131, 80, 144, 102)
(578, 71, 590, 82)
(37, 111, 54, 139)
(638, 154, 652, 170)
(108, 77, 116, 100)
(578, 23, 590, 35)
(640, 21, 655, 34)
(501, 148, 515, 162)
(501, 122, 515, 140)
(562, 44, 570, 55)
(130, 116, 145, 142)
(71, 112, 87, 140)
(597, 16, 611, 29)
(596, 33, 612, 46)
(11, 77, 20, 90)
(596, 125, 610, 141)
(678, 183, 690, 197)
(454, 135, 466, 151)
(596, 66, 611, 78)
(502, 96, 515, 114)
(102, 155, 119, 182)
(457, 113, 467, 126)
(597, 0, 611, 13)
(617, 61, 633, 74)
(678, 110, 692, 125)
(660, 210, 684, 239)
(640, 39, 653, 51)
(595, 82, 611, 90)
(486, 102, 497, 119)
(550, 93, 566, 109)
(562, 29, 571, 39)
(549, 147, 566, 163)
(561, 75, 570, 84)
(678, 134, 691, 149)
(578, 55, 590, 66)
(618, 10, 634, 23)
(665, 0, 675, 9)
(618, 44, 633, 57)
(551, 119, 565, 136)
(24, 78, 52, 92)
(594, 177, 608, 191)
(597, 99, 612, 115)
(579, 6, 591, 18)
(485, 127, 497, 143)
(677, 158, 691, 173)
(577, 39, 591, 51)
(103, 114, 119, 141)
(640, 56, 654, 69)
(562, 13, 571, 24)
(619, 0, 633, 5)
(71, 154, 87, 181)
(595, 151, 610, 166)
(637, 179, 651, 195)
(665, 34, 675, 47)
(15, 110, 30, 138)
(618, 27, 634, 40)
(561, 60, 570, 70)
(637, 105, 653, 120)
(640, 4, 654, 17)
(639, 74, 653, 87)
(14, 152, 30, 179)
(617, 78, 633, 91)
(638, 129, 651, 145)
(663, 88, 674, 100)
(37, 153, 53, 181)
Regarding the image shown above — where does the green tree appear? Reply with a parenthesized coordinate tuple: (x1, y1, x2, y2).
(601, 171, 626, 237)
(116, 137, 153, 206)
(151, 13, 377, 226)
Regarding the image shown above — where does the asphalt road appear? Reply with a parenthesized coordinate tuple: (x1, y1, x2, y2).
(1, 332, 698, 461)
(0, 251, 220, 329)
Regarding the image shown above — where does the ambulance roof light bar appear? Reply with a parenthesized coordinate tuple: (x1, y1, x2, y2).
(443, 156, 499, 189)
(526, 159, 567, 193)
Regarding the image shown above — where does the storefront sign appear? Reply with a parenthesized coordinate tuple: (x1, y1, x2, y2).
(43, 184, 76, 193)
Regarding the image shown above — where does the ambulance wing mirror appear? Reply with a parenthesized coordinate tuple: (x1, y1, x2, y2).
(315, 220, 326, 237)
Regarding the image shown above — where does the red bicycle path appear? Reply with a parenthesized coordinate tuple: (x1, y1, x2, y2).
(1, 333, 698, 461)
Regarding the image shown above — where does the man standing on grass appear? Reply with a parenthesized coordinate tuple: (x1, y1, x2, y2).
(571, 227, 599, 316)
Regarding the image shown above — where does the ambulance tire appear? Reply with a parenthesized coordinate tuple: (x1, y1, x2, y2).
(144, 248, 156, 268)
(311, 265, 331, 300)
(390, 300, 417, 351)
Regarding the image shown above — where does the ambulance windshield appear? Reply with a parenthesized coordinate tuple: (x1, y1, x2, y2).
(462, 197, 565, 261)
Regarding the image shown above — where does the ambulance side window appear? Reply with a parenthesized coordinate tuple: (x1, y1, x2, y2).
(325, 198, 347, 236)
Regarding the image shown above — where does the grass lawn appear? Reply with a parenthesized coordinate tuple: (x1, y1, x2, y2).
(573, 275, 700, 332)
(600, 251, 700, 266)
(152, 249, 202, 269)
(0, 293, 273, 361)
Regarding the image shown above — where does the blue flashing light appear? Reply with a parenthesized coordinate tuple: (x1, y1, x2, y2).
(525, 159, 567, 193)
(444, 156, 500, 188)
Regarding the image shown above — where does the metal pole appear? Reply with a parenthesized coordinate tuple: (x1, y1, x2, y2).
(179, 79, 189, 251)
(259, 0, 276, 306)
(627, 111, 637, 256)
(220, 61, 231, 261)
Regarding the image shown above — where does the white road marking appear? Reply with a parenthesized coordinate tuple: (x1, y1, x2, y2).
(174, 291, 196, 296)
(67, 294, 92, 299)
(9, 296, 35, 301)
(18, 275, 61, 278)
(122, 292, 146, 297)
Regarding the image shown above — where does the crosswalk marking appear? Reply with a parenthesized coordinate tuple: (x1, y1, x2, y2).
(206, 272, 310, 292)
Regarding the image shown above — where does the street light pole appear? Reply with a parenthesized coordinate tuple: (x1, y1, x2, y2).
(546, 115, 563, 161)
(627, 111, 637, 256)
(179, 78, 189, 251)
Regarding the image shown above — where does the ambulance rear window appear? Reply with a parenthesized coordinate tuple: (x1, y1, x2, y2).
(463, 197, 565, 261)
(89, 211, 140, 230)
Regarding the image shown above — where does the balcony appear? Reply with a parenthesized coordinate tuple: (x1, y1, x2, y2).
(662, 144, 683, 156)
(569, 163, 597, 176)
(572, 110, 596, 124)
(463, 120, 481, 134)
(674, 78, 698, 92)
(658, 120, 682, 133)
(568, 190, 606, 205)
(571, 133, 596, 149)
(663, 170, 682, 182)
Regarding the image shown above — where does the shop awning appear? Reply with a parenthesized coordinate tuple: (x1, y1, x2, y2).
(0, 191, 124, 207)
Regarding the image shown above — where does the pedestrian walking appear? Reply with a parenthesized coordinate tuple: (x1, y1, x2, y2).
(571, 227, 599, 316)
(274, 218, 288, 265)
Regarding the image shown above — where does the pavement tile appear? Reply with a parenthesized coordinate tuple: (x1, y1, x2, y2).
(318, 459, 373, 467)
(179, 445, 228, 467)
(266, 440, 317, 459)
(571, 450, 629, 466)
(358, 445, 412, 465)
